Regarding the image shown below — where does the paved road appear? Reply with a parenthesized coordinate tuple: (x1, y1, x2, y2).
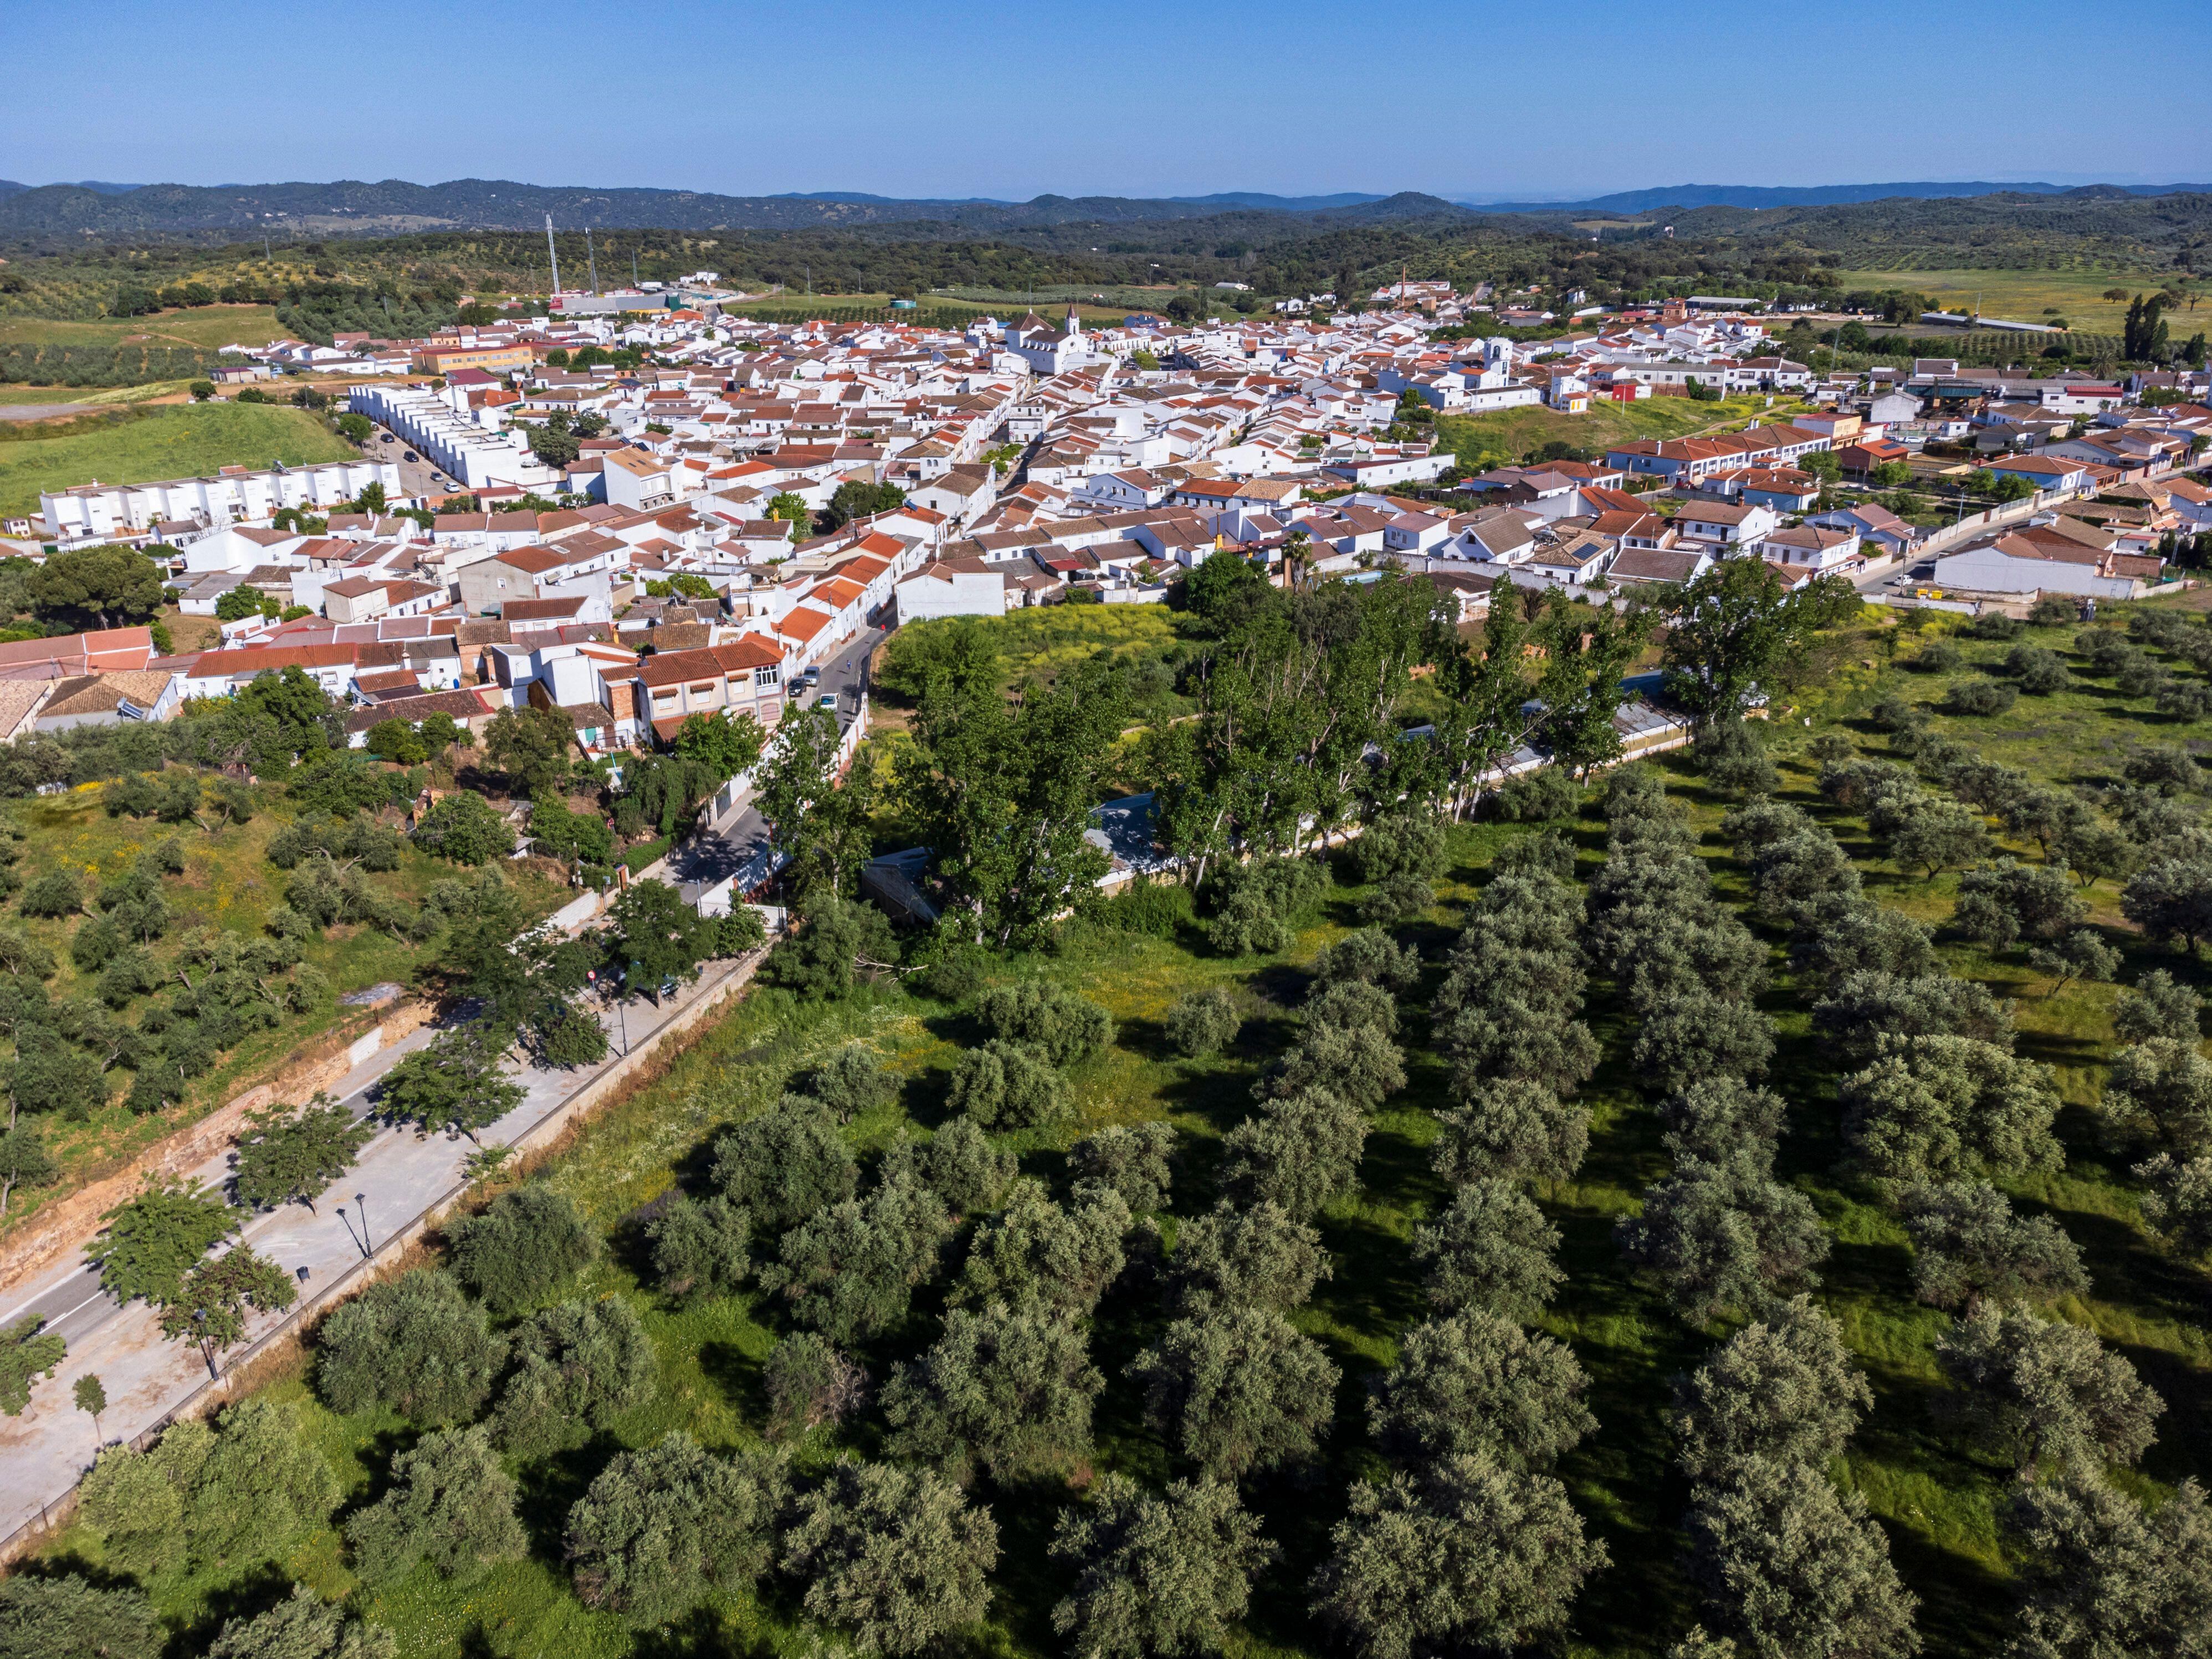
(0, 953, 755, 1547)
(667, 625, 882, 890)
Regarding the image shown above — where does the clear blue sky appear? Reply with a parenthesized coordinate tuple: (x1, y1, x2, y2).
(8, 0, 2209, 201)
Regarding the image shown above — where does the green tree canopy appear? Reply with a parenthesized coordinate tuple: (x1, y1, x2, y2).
(1684, 1458, 1918, 1659)
(1670, 1294, 1872, 1482)
(231, 1093, 372, 1213)
(1412, 1178, 1565, 1320)
(449, 1184, 597, 1315)
(491, 1296, 658, 1457)
(315, 1267, 508, 1425)
(1310, 1454, 1609, 1659)
(26, 546, 166, 631)
(1369, 1308, 1596, 1470)
(780, 1458, 1000, 1656)
(1936, 1301, 2163, 1476)
(1660, 561, 1857, 728)
(1050, 1474, 1277, 1659)
(565, 1432, 789, 1626)
(345, 1423, 526, 1584)
(883, 1300, 1103, 1484)
(85, 1179, 237, 1308)
(1129, 1307, 1340, 1482)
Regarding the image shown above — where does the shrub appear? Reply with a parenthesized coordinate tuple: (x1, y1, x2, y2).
(1491, 767, 1581, 821)
(1165, 988, 1240, 1057)
(411, 792, 516, 864)
(946, 1040, 1072, 1128)
(448, 1185, 598, 1315)
(974, 981, 1112, 1066)
(315, 1268, 506, 1424)
(1945, 678, 2019, 717)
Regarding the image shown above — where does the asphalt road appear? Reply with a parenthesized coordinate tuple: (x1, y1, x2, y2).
(667, 624, 882, 890)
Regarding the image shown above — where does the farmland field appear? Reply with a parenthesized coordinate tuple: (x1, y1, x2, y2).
(0, 402, 358, 517)
(1437, 392, 1808, 468)
(0, 304, 286, 353)
(1825, 267, 2199, 327)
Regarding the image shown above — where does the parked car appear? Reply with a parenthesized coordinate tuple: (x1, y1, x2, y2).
(816, 692, 839, 711)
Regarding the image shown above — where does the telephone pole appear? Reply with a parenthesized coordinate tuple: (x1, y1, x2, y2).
(544, 214, 561, 299)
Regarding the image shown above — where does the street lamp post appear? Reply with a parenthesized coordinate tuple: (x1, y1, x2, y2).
(355, 1194, 371, 1256)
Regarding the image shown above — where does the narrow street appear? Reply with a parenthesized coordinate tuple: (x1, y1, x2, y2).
(667, 623, 882, 889)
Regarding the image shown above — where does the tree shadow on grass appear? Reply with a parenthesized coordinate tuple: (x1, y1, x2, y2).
(511, 1433, 623, 1561)
(697, 1339, 772, 1427)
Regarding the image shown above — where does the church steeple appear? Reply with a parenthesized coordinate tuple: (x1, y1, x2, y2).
(1065, 304, 1082, 337)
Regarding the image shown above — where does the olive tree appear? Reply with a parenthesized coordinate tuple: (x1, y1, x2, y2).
(346, 1424, 525, 1584)
(1616, 1151, 1829, 1325)
(1684, 1458, 1919, 1659)
(2101, 1036, 2212, 1153)
(765, 1331, 868, 1440)
(1069, 1123, 1176, 1213)
(1050, 1474, 1277, 1659)
(2135, 1152, 2212, 1255)
(1670, 1296, 1872, 1482)
(447, 1185, 598, 1316)
(781, 1458, 1000, 1656)
(712, 1095, 857, 1229)
(315, 1268, 506, 1425)
(2004, 1472, 2212, 1659)
(1432, 1078, 1589, 1185)
(560, 1433, 788, 1626)
(919, 1118, 1020, 1214)
(951, 1179, 1128, 1315)
(1412, 1180, 1564, 1320)
(492, 1297, 659, 1456)
(646, 1192, 752, 1301)
(1840, 1035, 2062, 1181)
(1368, 1308, 1595, 1469)
(759, 1169, 954, 1344)
(1129, 1308, 1340, 1482)
(0, 1574, 164, 1659)
(1897, 1182, 2087, 1311)
(1166, 1200, 1329, 1315)
(1935, 1302, 2162, 1477)
(1219, 1088, 1368, 1218)
(1310, 1454, 1609, 1659)
(1661, 1078, 1787, 1165)
(1165, 989, 1241, 1058)
(204, 1585, 395, 1659)
(882, 1302, 1103, 1485)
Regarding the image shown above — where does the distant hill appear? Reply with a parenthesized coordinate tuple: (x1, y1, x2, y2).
(1462, 180, 2212, 214)
(0, 177, 1481, 248)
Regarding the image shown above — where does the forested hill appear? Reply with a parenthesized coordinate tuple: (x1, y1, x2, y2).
(0, 180, 1481, 248)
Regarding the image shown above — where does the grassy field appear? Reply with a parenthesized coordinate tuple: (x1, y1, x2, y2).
(0, 402, 358, 518)
(0, 781, 567, 1240)
(38, 597, 2212, 1658)
(1825, 267, 2201, 327)
(1436, 392, 1807, 468)
(0, 304, 286, 352)
(0, 382, 192, 408)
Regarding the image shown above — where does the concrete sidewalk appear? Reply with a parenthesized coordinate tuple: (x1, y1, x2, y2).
(0, 950, 762, 1556)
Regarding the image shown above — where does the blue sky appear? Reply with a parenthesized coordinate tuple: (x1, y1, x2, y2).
(7, 0, 2209, 201)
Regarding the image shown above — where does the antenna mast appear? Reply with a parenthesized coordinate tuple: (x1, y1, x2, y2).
(586, 227, 600, 295)
(544, 214, 561, 300)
